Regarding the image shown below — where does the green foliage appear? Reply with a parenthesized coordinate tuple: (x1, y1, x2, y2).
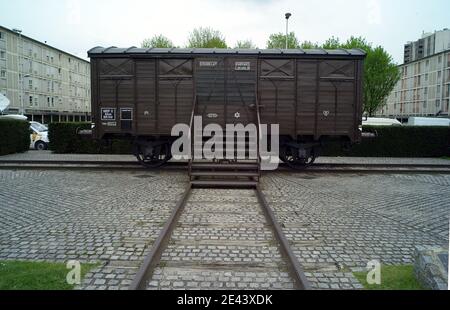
(322, 36, 341, 49)
(353, 265, 425, 290)
(141, 34, 174, 48)
(188, 27, 227, 48)
(322, 126, 450, 157)
(299, 41, 319, 49)
(48, 122, 132, 154)
(322, 36, 401, 116)
(0, 119, 30, 155)
(266, 32, 299, 49)
(234, 40, 256, 49)
(0, 260, 98, 290)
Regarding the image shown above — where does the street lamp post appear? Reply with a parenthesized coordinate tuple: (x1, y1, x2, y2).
(285, 13, 292, 49)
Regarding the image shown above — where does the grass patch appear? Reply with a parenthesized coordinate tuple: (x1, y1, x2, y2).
(353, 265, 426, 290)
(0, 260, 99, 290)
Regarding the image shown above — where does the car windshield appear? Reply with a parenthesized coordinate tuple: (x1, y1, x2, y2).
(31, 122, 48, 132)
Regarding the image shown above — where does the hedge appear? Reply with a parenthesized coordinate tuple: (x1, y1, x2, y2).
(48, 122, 450, 158)
(0, 119, 30, 156)
(322, 126, 450, 157)
(48, 122, 132, 154)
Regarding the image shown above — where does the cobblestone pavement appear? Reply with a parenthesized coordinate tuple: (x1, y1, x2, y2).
(0, 169, 187, 290)
(0, 169, 448, 290)
(147, 189, 295, 290)
(261, 173, 449, 289)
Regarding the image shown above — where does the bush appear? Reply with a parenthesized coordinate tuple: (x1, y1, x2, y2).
(48, 122, 133, 154)
(0, 119, 30, 156)
(49, 123, 450, 158)
(322, 126, 450, 157)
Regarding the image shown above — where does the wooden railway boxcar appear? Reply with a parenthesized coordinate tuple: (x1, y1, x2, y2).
(88, 47, 365, 168)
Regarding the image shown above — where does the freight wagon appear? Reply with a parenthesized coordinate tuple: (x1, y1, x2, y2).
(88, 47, 365, 170)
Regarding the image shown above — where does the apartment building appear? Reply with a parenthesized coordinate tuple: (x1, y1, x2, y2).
(378, 30, 450, 119)
(0, 25, 90, 123)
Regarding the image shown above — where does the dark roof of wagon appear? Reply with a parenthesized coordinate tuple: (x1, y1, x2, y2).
(88, 46, 366, 57)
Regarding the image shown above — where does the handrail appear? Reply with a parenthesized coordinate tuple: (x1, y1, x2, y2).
(188, 95, 197, 179)
(255, 97, 262, 178)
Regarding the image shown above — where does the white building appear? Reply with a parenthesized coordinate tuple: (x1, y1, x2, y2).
(0, 25, 90, 123)
(378, 29, 450, 119)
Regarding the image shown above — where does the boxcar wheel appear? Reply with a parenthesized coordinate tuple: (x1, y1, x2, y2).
(134, 142, 172, 168)
(280, 145, 317, 170)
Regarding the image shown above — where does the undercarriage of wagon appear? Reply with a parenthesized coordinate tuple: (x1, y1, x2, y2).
(123, 135, 345, 170)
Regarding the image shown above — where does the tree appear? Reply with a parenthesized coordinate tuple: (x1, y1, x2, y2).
(299, 40, 319, 49)
(234, 40, 256, 49)
(322, 36, 341, 49)
(266, 32, 299, 49)
(323, 36, 400, 116)
(362, 46, 401, 116)
(187, 27, 227, 48)
(141, 35, 174, 48)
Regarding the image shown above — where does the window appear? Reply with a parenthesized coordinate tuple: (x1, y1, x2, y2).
(47, 97, 50, 107)
(0, 51, 5, 59)
(120, 108, 133, 130)
(438, 71, 441, 80)
(424, 87, 428, 96)
(437, 85, 441, 95)
(425, 73, 428, 81)
(438, 56, 442, 64)
(0, 69, 5, 78)
(51, 97, 54, 107)
(29, 96, 33, 106)
(436, 99, 441, 108)
(28, 79, 32, 90)
(423, 101, 427, 109)
(34, 97, 38, 106)
(0, 31, 3, 40)
(426, 60, 429, 67)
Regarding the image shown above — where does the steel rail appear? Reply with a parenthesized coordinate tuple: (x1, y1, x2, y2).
(2, 161, 450, 174)
(255, 185, 311, 290)
(129, 184, 192, 290)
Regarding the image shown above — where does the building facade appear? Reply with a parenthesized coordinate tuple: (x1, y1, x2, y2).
(0, 25, 90, 123)
(377, 30, 450, 119)
(404, 29, 450, 64)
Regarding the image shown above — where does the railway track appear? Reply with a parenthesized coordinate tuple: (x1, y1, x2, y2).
(129, 184, 311, 290)
(1, 160, 450, 173)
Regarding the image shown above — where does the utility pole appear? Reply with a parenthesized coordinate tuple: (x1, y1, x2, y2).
(285, 13, 292, 49)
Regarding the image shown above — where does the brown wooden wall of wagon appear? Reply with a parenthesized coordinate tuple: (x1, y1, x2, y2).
(90, 54, 363, 143)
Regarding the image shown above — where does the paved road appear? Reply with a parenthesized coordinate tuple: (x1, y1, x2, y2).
(0, 169, 448, 290)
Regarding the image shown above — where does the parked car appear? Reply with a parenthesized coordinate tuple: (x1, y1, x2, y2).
(362, 117, 402, 126)
(407, 117, 450, 127)
(30, 121, 49, 150)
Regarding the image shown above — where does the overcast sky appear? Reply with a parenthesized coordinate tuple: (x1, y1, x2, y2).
(1, 0, 449, 63)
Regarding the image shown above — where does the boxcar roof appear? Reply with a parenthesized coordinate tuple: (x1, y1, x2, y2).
(88, 46, 366, 58)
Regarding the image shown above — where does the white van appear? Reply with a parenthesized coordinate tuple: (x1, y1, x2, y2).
(362, 117, 402, 126)
(407, 117, 450, 127)
(30, 121, 49, 150)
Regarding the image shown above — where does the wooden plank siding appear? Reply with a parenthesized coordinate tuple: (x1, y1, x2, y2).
(91, 54, 363, 143)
